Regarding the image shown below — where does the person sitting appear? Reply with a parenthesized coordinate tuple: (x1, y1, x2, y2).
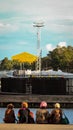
(28, 109, 35, 123)
(48, 103, 62, 124)
(3, 103, 16, 123)
(36, 101, 49, 124)
(18, 101, 34, 123)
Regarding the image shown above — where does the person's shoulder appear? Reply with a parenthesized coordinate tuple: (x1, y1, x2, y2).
(26, 108, 30, 112)
(37, 108, 48, 114)
(51, 109, 55, 113)
(59, 108, 62, 113)
(36, 109, 41, 114)
(18, 108, 23, 112)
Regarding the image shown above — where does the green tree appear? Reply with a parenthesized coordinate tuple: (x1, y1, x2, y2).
(41, 57, 51, 70)
(0, 57, 13, 70)
(12, 60, 20, 70)
(47, 46, 73, 72)
(23, 62, 31, 70)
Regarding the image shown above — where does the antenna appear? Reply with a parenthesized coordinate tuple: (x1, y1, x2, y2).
(33, 22, 44, 71)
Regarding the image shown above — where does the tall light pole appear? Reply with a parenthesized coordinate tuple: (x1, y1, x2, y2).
(33, 22, 44, 71)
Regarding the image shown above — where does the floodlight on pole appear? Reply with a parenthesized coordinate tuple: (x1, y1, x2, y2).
(33, 22, 44, 71)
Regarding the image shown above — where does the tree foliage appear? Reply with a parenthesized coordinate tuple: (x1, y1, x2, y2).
(47, 46, 73, 71)
(0, 57, 13, 70)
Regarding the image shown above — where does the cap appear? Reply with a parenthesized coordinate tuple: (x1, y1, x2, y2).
(54, 103, 60, 108)
(40, 101, 47, 108)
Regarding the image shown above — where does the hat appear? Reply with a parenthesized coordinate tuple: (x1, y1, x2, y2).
(54, 103, 60, 108)
(7, 103, 14, 109)
(40, 101, 47, 108)
(22, 102, 28, 108)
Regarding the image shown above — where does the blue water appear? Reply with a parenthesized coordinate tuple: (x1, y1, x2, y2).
(0, 108, 73, 124)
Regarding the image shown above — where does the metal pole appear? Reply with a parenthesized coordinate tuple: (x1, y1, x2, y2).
(33, 22, 44, 71)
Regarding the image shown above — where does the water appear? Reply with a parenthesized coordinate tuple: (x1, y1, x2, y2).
(0, 108, 73, 124)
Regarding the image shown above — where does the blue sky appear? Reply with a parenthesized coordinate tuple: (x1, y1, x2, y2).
(0, 0, 73, 60)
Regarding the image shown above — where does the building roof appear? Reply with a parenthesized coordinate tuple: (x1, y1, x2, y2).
(11, 52, 37, 64)
(25, 69, 73, 78)
(5, 69, 73, 79)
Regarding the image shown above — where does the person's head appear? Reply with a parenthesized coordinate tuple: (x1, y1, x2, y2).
(54, 103, 60, 109)
(21, 101, 28, 108)
(40, 101, 47, 108)
(7, 103, 14, 109)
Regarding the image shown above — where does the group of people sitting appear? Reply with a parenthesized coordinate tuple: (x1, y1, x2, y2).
(3, 101, 69, 124)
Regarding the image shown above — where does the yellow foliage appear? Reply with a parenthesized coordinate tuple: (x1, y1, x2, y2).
(11, 52, 37, 64)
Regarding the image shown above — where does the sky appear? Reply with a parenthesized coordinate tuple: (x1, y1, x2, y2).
(0, 0, 73, 60)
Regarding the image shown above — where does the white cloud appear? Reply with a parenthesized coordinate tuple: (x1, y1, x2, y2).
(46, 44, 55, 51)
(0, 23, 4, 27)
(0, 0, 73, 19)
(0, 0, 73, 35)
(46, 42, 67, 53)
(0, 22, 19, 33)
(58, 42, 67, 47)
(17, 41, 28, 45)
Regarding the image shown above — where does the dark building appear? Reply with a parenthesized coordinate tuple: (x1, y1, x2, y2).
(1, 77, 67, 95)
